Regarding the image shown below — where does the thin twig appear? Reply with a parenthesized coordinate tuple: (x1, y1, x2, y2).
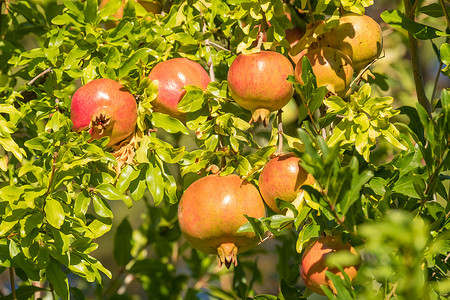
(275, 109, 284, 155)
(27, 67, 52, 86)
(440, 0, 450, 26)
(306, 0, 315, 23)
(256, 9, 267, 50)
(298, 91, 320, 134)
(209, 41, 230, 52)
(10, 268, 16, 300)
(49, 283, 56, 300)
(0, 232, 19, 240)
(431, 61, 443, 106)
(345, 54, 383, 95)
(45, 152, 58, 196)
(403, 0, 432, 118)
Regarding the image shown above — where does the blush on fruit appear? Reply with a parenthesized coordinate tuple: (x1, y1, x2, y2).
(259, 153, 314, 213)
(148, 58, 210, 121)
(301, 236, 359, 295)
(177, 174, 266, 268)
(295, 47, 354, 97)
(70, 78, 137, 146)
(227, 51, 294, 125)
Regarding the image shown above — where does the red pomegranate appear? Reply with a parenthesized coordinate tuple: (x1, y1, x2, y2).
(148, 58, 210, 121)
(320, 14, 382, 72)
(70, 78, 137, 146)
(295, 47, 353, 97)
(259, 153, 314, 213)
(227, 51, 294, 125)
(178, 174, 266, 268)
(301, 236, 359, 295)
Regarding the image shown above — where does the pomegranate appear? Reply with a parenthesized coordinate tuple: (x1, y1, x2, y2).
(295, 47, 353, 96)
(320, 14, 382, 72)
(178, 174, 266, 268)
(227, 51, 294, 125)
(100, 0, 161, 22)
(259, 153, 314, 213)
(301, 236, 359, 295)
(286, 27, 305, 64)
(148, 58, 210, 121)
(70, 78, 137, 146)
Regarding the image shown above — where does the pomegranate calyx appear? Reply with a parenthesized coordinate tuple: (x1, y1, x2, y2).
(250, 108, 271, 126)
(90, 112, 112, 135)
(217, 243, 238, 269)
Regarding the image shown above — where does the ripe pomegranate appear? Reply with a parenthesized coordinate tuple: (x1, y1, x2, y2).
(148, 58, 210, 121)
(100, 0, 161, 18)
(285, 27, 305, 64)
(301, 236, 359, 295)
(227, 51, 294, 125)
(259, 153, 314, 214)
(295, 47, 353, 96)
(100, 0, 161, 28)
(320, 14, 382, 72)
(70, 78, 137, 146)
(178, 174, 266, 268)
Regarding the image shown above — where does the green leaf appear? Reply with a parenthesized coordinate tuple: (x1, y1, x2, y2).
(151, 112, 189, 135)
(46, 258, 70, 300)
(44, 198, 65, 229)
(178, 86, 205, 113)
(240, 215, 266, 241)
(84, 0, 98, 24)
(381, 10, 443, 40)
(146, 156, 164, 205)
(1, 286, 46, 300)
(113, 218, 133, 266)
(418, 3, 450, 18)
(9, 240, 40, 281)
(324, 270, 354, 299)
(118, 48, 154, 78)
(95, 184, 133, 208)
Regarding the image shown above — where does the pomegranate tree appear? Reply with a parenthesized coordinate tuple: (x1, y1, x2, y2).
(227, 51, 294, 125)
(301, 236, 359, 295)
(295, 47, 354, 96)
(177, 174, 266, 268)
(259, 153, 314, 213)
(70, 78, 137, 146)
(320, 14, 382, 72)
(148, 58, 210, 121)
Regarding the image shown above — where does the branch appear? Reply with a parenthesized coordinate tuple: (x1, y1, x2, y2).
(275, 109, 284, 155)
(209, 41, 230, 52)
(403, 0, 432, 118)
(306, 0, 315, 23)
(10, 268, 16, 300)
(27, 67, 52, 86)
(256, 9, 267, 50)
(298, 91, 320, 134)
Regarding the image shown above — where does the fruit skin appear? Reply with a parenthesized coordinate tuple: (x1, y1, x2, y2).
(301, 236, 359, 295)
(148, 58, 210, 121)
(70, 78, 137, 146)
(227, 51, 294, 125)
(178, 174, 266, 268)
(259, 153, 314, 213)
(100, 0, 161, 28)
(320, 14, 382, 72)
(295, 47, 353, 97)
